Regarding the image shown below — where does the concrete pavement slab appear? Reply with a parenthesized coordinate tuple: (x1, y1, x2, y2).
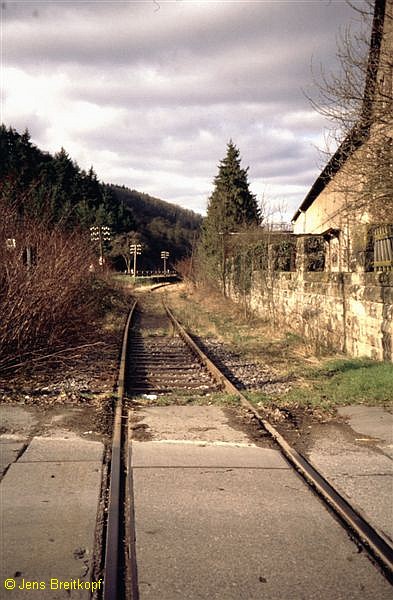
(307, 451, 393, 540)
(328, 472, 393, 538)
(1, 436, 104, 599)
(309, 449, 393, 476)
(131, 440, 289, 469)
(0, 438, 26, 477)
(0, 406, 38, 436)
(337, 405, 393, 458)
(131, 405, 256, 444)
(308, 409, 393, 540)
(0, 435, 26, 443)
(18, 436, 104, 462)
(130, 441, 392, 599)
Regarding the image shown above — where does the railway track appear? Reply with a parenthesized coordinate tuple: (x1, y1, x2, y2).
(102, 292, 393, 600)
(125, 299, 219, 396)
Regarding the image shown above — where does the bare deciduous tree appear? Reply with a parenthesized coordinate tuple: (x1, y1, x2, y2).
(309, 0, 393, 223)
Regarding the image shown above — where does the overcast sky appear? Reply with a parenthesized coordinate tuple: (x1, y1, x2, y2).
(1, 0, 368, 219)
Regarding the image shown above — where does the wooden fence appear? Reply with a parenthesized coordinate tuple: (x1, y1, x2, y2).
(373, 224, 393, 271)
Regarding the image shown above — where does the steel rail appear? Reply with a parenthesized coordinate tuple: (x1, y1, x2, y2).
(164, 302, 393, 583)
(103, 300, 137, 600)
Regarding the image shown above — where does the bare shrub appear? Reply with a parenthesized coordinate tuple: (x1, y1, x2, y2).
(0, 198, 99, 368)
(174, 256, 194, 282)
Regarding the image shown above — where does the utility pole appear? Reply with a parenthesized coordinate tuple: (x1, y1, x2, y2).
(90, 226, 111, 266)
(130, 243, 142, 278)
(161, 251, 169, 275)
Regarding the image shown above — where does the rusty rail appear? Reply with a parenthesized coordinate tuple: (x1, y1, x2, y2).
(164, 301, 393, 583)
(103, 301, 137, 600)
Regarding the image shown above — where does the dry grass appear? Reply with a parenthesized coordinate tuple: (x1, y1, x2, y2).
(165, 283, 393, 409)
(164, 282, 321, 375)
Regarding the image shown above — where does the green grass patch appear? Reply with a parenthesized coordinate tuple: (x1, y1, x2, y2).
(312, 359, 393, 404)
(111, 274, 156, 287)
(129, 392, 240, 406)
(167, 286, 392, 412)
(248, 358, 393, 411)
(111, 273, 134, 285)
(284, 332, 305, 345)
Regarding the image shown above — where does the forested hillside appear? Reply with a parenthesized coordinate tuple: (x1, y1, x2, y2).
(107, 185, 201, 270)
(0, 125, 202, 268)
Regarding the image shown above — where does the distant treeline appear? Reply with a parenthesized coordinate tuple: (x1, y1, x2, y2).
(107, 184, 202, 269)
(0, 125, 202, 267)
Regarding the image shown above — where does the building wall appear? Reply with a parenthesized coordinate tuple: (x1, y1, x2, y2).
(258, 2, 393, 359)
(292, 0, 392, 263)
(293, 145, 367, 237)
(232, 270, 393, 362)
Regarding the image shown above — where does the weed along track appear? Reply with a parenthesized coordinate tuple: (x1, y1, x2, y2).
(102, 290, 393, 600)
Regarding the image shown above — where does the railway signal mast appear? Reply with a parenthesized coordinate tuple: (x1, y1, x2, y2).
(90, 225, 111, 266)
(161, 250, 169, 275)
(130, 243, 142, 278)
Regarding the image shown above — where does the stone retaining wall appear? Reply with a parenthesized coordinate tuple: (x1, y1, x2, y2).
(233, 271, 393, 361)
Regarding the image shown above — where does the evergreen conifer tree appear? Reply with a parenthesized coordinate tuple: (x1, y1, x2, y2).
(200, 141, 260, 294)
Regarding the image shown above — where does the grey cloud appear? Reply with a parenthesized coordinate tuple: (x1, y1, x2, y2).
(80, 103, 321, 184)
(5, 1, 363, 69)
(75, 94, 328, 176)
(3, 0, 369, 219)
(6, 110, 48, 141)
(64, 64, 309, 110)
